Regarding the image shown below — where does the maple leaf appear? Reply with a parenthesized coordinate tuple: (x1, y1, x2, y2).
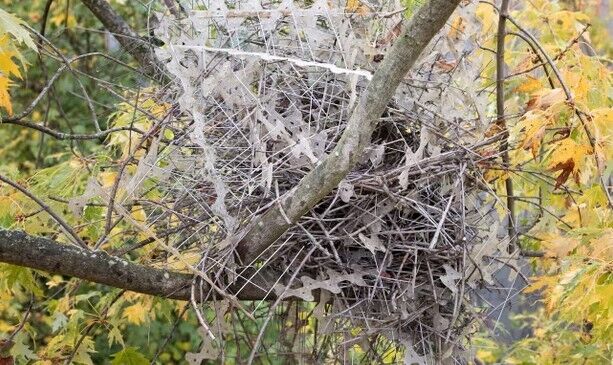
(541, 234, 580, 258)
(512, 52, 539, 74)
(434, 58, 457, 72)
(0, 9, 36, 50)
(0, 10, 36, 115)
(111, 347, 148, 365)
(548, 138, 593, 188)
(527, 88, 566, 111)
(122, 303, 149, 325)
(514, 76, 542, 94)
(591, 108, 612, 154)
(517, 110, 550, 157)
(551, 159, 575, 189)
(0, 37, 21, 78)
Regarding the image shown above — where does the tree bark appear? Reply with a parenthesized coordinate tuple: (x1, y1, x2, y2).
(80, 0, 166, 80)
(0, 230, 275, 301)
(236, 0, 462, 264)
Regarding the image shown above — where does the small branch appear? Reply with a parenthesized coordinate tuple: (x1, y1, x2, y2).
(236, 0, 462, 264)
(0, 299, 33, 353)
(0, 174, 87, 249)
(520, 250, 544, 258)
(80, 0, 167, 81)
(505, 31, 555, 88)
(2, 52, 141, 124)
(1, 119, 144, 140)
(495, 0, 518, 250)
(63, 290, 125, 365)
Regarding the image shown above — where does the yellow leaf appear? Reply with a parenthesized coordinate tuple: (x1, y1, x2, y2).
(515, 76, 542, 94)
(548, 10, 590, 40)
(163, 248, 201, 271)
(592, 108, 612, 150)
(524, 275, 555, 294)
(527, 88, 566, 111)
(548, 138, 593, 188)
(45, 275, 63, 288)
(0, 46, 21, 78)
(511, 52, 538, 74)
(345, 0, 368, 14)
(122, 303, 149, 325)
(0, 74, 12, 114)
(518, 110, 550, 157)
(588, 231, 613, 260)
(130, 206, 146, 223)
(99, 171, 117, 188)
(562, 70, 589, 106)
(542, 235, 579, 258)
(476, 3, 496, 33)
(578, 185, 609, 209)
(476, 349, 497, 363)
(448, 16, 465, 41)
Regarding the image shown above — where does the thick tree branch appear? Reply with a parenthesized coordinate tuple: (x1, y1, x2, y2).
(236, 0, 462, 264)
(80, 0, 166, 81)
(0, 230, 275, 301)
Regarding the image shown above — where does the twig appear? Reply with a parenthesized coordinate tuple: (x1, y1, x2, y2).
(191, 279, 216, 340)
(2, 119, 144, 140)
(0, 174, 87, 249)
(0, 298, 33, 353)
(63, 290, 125, 365)
(496, 0, 518, 250)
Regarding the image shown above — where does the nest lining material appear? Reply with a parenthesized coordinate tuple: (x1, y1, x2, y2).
(98, 0, 514, 362)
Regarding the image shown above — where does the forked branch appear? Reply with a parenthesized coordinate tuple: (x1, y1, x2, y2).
(236, 0, 462, 264)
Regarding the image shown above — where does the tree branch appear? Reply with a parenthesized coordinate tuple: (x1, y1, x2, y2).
(80, 0, 166, 81)
(0, 230, 276, 301)
(236, 0, 462, 264)
(496, 0, 518, 250)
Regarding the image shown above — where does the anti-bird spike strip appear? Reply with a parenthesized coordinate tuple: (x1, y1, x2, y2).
(95, 0, 512, 362)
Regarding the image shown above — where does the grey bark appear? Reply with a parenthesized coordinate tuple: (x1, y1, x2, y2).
(236, 0, 462, 264)
(0, 230, 275, 301)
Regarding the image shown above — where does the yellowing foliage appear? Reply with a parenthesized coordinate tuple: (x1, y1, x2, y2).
(0, 9, 35, 115)
(475, 1, 613, 363)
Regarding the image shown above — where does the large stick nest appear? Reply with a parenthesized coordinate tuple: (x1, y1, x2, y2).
(123, 0, 512, 362)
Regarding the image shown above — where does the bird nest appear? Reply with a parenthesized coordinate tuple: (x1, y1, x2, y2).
(128, 0, 512, 362)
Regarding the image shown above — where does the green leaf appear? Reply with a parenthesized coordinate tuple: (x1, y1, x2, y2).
(0, 9, 36, 50)
(51, 312, 68, 332)
(108, 325, 124, 347)
(73, 345, 94, 365)
(111, 347, 149, 365)
(0, 264, 42, 296)
(9, 332, 37, 362)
